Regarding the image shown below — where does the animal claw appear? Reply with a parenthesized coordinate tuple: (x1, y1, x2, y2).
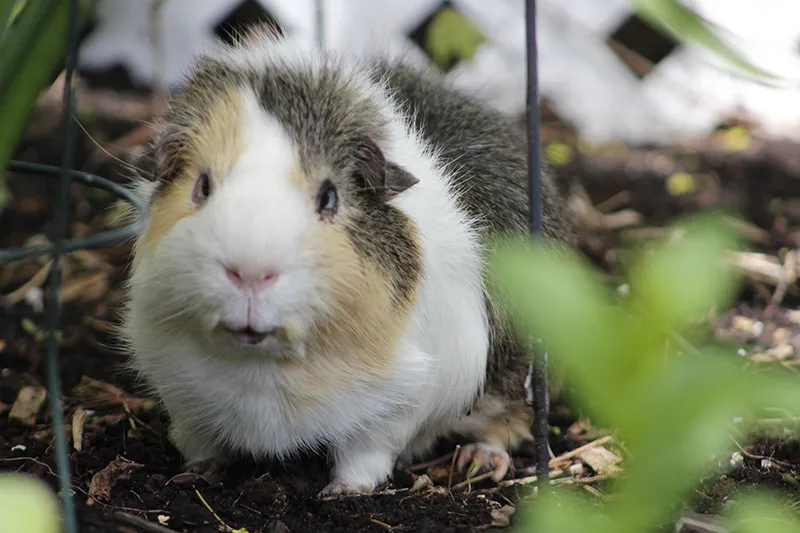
(456, 443, 511, 483)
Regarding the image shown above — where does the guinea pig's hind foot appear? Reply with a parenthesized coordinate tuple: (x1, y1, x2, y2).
(455, 443, 511, 483)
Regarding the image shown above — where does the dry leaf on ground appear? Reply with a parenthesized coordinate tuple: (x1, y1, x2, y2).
(88, 456, 144, 502)
(9, 386, 47, 425)
(578, 446, 623, 477)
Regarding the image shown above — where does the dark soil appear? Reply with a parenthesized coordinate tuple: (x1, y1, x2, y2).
(4, 83, 800, 533)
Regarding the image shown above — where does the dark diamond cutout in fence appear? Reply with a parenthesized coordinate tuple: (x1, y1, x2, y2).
(408, 1, 486, 73)
(606, 13, 679, 79)
(214, 0, 284, 46)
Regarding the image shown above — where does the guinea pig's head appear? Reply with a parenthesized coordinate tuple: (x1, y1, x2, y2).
(126, 54, 422, 357)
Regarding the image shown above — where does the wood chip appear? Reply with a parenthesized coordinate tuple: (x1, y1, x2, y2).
(72, 408, 87, 452)
(88, 456, 144, 502)
(9, 385, 47, 425)
(549, 436, 614, 468)
(675, 511, 730, 533)
(730, 252, 795, 286)
(410, 474, 432, 493)
(751, 344, 794, 363)
(731, 316, 755, 333)
(577, 446, 622, 476)
(490, 505, 516, 528)
(773, 327, 791, 345)
(59, 271, 110, 305)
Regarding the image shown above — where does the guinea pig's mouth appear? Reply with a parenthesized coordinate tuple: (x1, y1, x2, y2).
(227, 326, 276, 347)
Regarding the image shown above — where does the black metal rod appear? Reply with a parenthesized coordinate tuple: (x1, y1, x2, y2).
(0, 162, 147, 263)
(45, 0, 79, 530)
(524, 0, 550, 488)
(315, 0, 325, 49)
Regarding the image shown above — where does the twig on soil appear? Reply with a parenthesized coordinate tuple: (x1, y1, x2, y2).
(491, 466, 569, 490)
(114, 512, 180, 533)
(407, 453, 453, 472)
(675, 511, 730, 533)
(595, 190, 633, 213)
(369, 518, 394, 530)
(570, 187, 643, 232)
(768, 250, 797, 313)
(723, 217, 771, 246)
(0, 457, 57, 477)
(195, 490, 249, 533)
(495, 474, 539, 489)
(550, 474, 608, 485)
(447, 444, 461, 491)
(1, 260, 52, 306)
(451, 470, 496, 492)
(730, 252, 796, 287)
(548, 436, 614, 468)
(71, 376, 153, 416)
(582, 485, 610, 501)
(729, 437, 794, 470)
(320, 487, 410, 500)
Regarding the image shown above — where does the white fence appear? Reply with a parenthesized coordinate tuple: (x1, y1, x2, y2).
(79, 0, 800, 146)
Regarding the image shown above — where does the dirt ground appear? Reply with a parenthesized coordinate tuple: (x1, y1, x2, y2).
(3, 78, 800, 533)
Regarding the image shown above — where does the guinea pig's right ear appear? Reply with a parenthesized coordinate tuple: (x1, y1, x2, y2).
(353, 137, 419, 199)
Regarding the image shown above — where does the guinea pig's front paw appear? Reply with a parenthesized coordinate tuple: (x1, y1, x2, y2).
(317, 446, 395, 499)
(456, 442, 512, 483)
(317, 478, 381, 499)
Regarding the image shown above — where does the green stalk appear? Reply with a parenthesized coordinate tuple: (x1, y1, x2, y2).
(0, 0, 91, 208)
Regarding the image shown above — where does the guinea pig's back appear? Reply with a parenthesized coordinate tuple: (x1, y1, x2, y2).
(371, 60, 574, 244)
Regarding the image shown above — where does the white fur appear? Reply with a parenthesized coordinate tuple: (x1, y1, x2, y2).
(126, 38, 490, 495)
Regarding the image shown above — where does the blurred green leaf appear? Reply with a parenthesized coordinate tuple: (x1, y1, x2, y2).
(0, 0, 93, 209)
(492, 214, 800, 533)
(630, 0, 776, 81)
(730, 493, 800, 533)
(425, 5, 486, 71)
(0, 473, 61, 533)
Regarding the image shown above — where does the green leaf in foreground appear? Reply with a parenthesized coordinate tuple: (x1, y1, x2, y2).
(730, 493, 800, 533)
(630, 0, 776, 81)
(491, 214, 800, 533)
(0, 0, 93, 209)
(0, 473, 61, 533)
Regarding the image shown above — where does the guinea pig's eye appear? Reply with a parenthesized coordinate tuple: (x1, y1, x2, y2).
(191, 171, 211, 206)
(316, 179, 338, 220)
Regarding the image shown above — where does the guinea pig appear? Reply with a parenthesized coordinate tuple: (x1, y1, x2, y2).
(121, 28, 575, 498)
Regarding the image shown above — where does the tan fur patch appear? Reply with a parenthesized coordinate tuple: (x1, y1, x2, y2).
(142, 90, 247, 252)
(279, 219, 417, 409)
(480, 407, 533, 451)
(289, 166, 309, 191)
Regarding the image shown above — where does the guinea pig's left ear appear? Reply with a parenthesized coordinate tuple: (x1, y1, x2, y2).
(384, 162, 419, 198)
(354, 137, 419, 198)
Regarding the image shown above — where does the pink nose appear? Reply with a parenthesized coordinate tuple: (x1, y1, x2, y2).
(224, 264, 278, 289)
